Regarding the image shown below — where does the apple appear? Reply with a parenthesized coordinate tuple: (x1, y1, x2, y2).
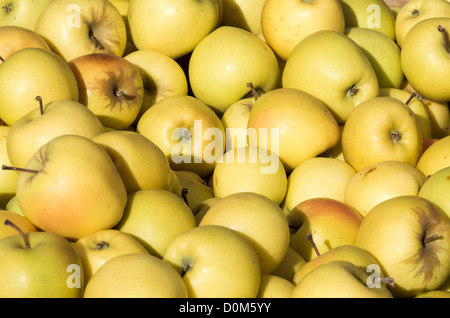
(344, 160, 427, 217)
(34, 0, 127, 62)
(379, 87, 432, 139)
(174, 170, 214, 214)
(344, 27, 404, 89)
(395, 0, 450, 47)
(341, 96, 423, 172)
(4, 195, 23, 217)
(281, 157, 357, 214)
(68, 52, 144, 130)
(0, 219, 84, 298)
(291, 260, 394, 298)
(0, 25, 50, 63)
(401, 17, 450, 102)
(127, 0, 222, 59)
(287, 198, 363, 262)
(136, 95, 226, 179)
(319, 124, 345, 161)
(124, 49, 189, 124)
(7, 98, 105, 169)
(92, 130, 172, 194)
(83, 253, 188, 298)
(199, 192, 290, 274)
(261, 0, 345, 61)
(211, 146, 287, 205)
(167, 168, 183, 197)
(193, 197, 219, 225)
(416, 135, 450, 177)
(0, 125, 17, 208)
(340, 0, 396, 41)
(163, 225, 261, 298)
(292, 245, 385, 285)
(0, 210, 37, 240)
(355, 195, 450, 297)
(246, 87, 341, 172)
(270, 246, 306, 283)
(0, 0, 53, 30)
(188, 26, 280, 115)
(416, 290, 450, 298)
(72, 229, 149, 284)
(418, 166, 450, 219)
(257, 274, 295, 298)
(6, 134, 127, 241)
(115, 189, 197, 258)
(0, 48, 79, 126)
(282, 30, 379, 124)
(220, 0, 266, 34)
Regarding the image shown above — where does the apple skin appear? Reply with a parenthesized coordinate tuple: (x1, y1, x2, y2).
(68, 53, 144, 130)
(220, 0, 265, 34)
(0, 210, 37, 240)
(416, 135, 450, 177)
(355, 195, 450, 298)
(0, 0, 54, 30)
(0, 126, 18, 208)
(34, 0, 127, 62)
(270, 246, 306, 283)
(418, 166, 450, 219)
(83, 253, 188, 298)
(174, 170, 214, 214)
(257, 274, 295, 298)
(0, 48, 79, 126)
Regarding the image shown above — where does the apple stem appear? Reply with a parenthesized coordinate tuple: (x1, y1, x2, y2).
(306, 233, 321, 257)
(0, 56, 4, 62)
(114, 89, 136, 101)
(2, 164, 40, 174)
(438, 25, 450, 54)
(180, 257, 195, 277)
(35, 96, 44, 115)
(423, 233, 442, 245)
(380, 277, 395, 288)
(404, 92, 418, 106)
(89, 30, 104, 50)
(4, 219, 31, 250)
(181, 187, 189, 206)
(346, 85, 359, 97)
(246, 82, 264, 101)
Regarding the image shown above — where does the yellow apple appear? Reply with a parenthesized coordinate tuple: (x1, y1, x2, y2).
(0, 126, 17, 208)
(418, 166, 450, 219)
(281, 157, 357, 214)
(416, 135, 450, 177)
(356, 195, 450, 297)
(220, 0, 266, 34)
(270, 247, 306, 283)
(246, 87, 341, 172)
(193, 197, 219, 225)
(83, 253, 188, 298)
(199, 192, 290, 274)
(416, 290, 450, 298)
(345, 160, 426, 217)
(188, 26, 280, 115)
(4, 196, 23, 217)
(0, 210, 37, 240)
(257, 274, 295, 298)
(0, 0, 53, 30)
(282, 30, 379, 124)
(115, 189, 197, 258)
(35, 0, 127, 62)
(127, 0, 222, 59)
(211, 146, 287, 205)
(261, 0, 345, 61)
(174, 170, 214, 214)
(163, 225, 261, 298)
(288, 198, 363, 262)
(0, 48, 79, 126)
(341, 96, 423, 172)
(136, 95, 226, 179)
(319, 124, 345, 161)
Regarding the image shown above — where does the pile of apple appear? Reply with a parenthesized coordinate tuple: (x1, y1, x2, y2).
(0, 0, 449, 299)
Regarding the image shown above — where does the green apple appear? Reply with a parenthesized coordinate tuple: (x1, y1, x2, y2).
(8, 134, 127, 241)
(124, 49, 188, 124)
(416, 135, 450, 177)
(83, 253, 188, 298)
(188, 26, 280, 115)
(163, 225, 261, 298)
(92, 130, 172, 194)
(127, 0, 222, 59)
(199, 192, 290, 274)
(7, 98, 105, 169)
(395, 0, 450, 47)
(68, 53, 144, 130)
(418, 166, 450, 219)
(0, 0, 53, 30)
(282, 30, 379, 124)
(220, 0, 265, 34)
(35, 0, 127, 62)
(0, 25, 50, 63)
(281, 157, 357, 214)
(0, 210, 37, 240)
(261, 0, 345, 61)
(291, 260, 394, 298)
(0, 125, 17, 208)
(356, 195, 450, 297)
(72, 229, 149, 284)
(211, 146, 287, 205)
(115, 189, 197, 258)
(0, 219, 84, 297)
(340, 0, 396, 40)
(345, 160, 427, 217)
(271, 246, 306, 283)
(0, 48, 79, 126)
(401, 17, 450, 102)
(174, 170, 214, 214)
(379, 87, 432, 139)
(257, 274, 295, 298)
(345, 27, 404, 89)
(288, 198, 362, 262)
(136, 95, 226, 179)
(341, 96, 423, 172)
(246, 87, 341, 172)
